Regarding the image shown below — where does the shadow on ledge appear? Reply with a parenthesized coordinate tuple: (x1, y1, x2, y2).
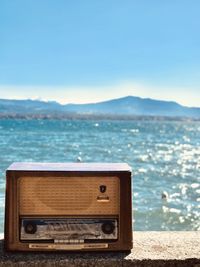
(0, 232, 200, 267)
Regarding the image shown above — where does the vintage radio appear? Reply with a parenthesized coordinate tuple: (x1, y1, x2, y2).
(5, 162, 132, 252)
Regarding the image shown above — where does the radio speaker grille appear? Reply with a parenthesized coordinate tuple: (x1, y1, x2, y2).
(18, 176, 119, 215)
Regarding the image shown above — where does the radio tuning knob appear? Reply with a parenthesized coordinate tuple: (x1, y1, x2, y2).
(101, 221, 115, 235)
(24, 221, 37, 234)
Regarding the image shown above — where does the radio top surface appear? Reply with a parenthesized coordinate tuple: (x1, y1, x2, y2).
(7, 162, 132, 172)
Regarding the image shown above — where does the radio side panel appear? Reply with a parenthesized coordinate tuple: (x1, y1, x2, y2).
(5, 170, 20, 251)
(119, 171, 132, 249)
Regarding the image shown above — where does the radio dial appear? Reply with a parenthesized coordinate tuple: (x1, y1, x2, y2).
(101, 221, 115, 235)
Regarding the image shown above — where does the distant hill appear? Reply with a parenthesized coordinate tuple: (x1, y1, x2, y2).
(0, 96, 200, 119)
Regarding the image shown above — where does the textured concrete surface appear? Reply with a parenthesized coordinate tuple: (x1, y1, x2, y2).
(0, 232, 199, 266)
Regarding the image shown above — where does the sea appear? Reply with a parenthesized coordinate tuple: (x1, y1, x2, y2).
(0, 119, 199, 233)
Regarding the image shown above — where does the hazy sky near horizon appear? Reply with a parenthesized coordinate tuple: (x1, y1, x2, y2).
(0, 0, 200, 106)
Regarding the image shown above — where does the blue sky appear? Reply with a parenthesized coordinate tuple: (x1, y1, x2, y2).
(0, 0, 200, 106)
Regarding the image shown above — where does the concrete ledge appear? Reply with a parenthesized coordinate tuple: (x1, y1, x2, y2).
(0, 232, 199, 266)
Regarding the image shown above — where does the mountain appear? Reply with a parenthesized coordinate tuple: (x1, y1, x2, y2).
(0, 99, 62, 114)
(0, 96, 200, 119)
(64, 96, 200, 117)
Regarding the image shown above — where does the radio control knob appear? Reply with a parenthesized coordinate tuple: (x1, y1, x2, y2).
(101, 221, 115, 235)
(24, 221, 37, 234)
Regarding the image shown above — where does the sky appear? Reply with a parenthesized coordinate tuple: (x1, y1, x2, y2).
(0, 0, 200, 106)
